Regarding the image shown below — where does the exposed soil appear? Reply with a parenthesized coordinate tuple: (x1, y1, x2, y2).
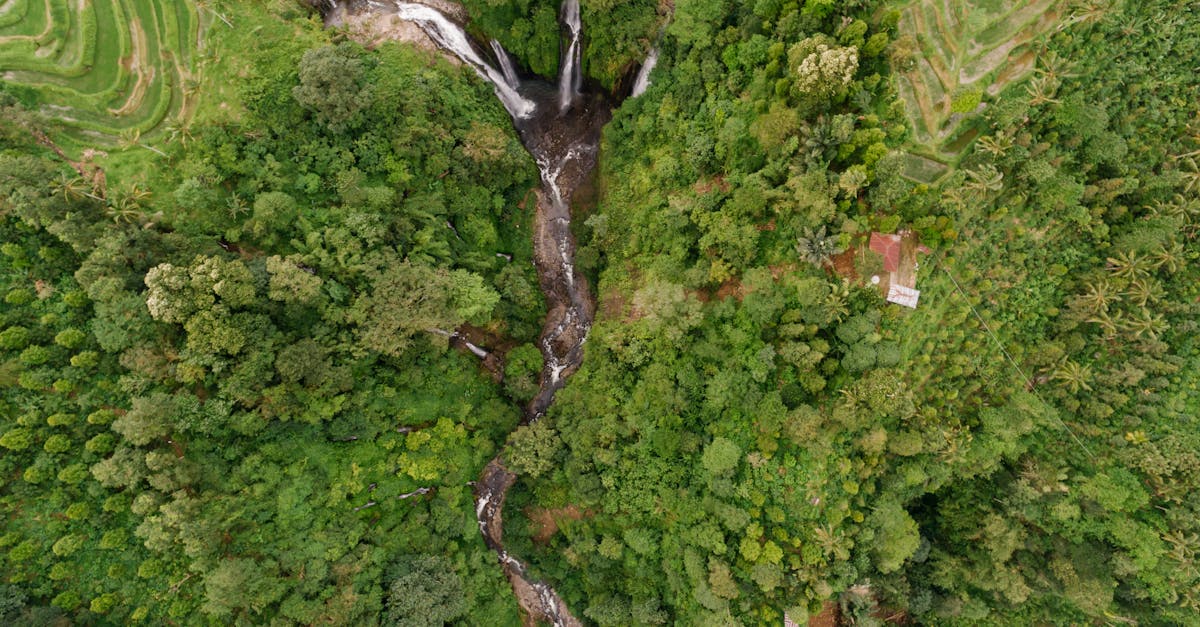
(890, 230, 925, 290)
(600, 288, 628, 320)
(526, 504, 590, 545)
(110, 19, 152, 116)
(830, 248, 860, 282)
(808, 602, 839, 627)
(714, 276, 746, 301)
(694, 175, 731, 195)
(333, 10, 453, 56)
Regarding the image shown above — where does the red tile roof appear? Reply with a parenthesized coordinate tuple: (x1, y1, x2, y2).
(869, 232, 901, 272)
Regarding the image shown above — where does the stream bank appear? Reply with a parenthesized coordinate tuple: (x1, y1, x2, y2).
(314, 0, 634, 623)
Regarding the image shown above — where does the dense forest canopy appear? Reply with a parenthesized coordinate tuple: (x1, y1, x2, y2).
(1, 0, 1199, 625)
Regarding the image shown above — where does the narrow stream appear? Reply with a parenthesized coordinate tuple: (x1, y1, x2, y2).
(317, 0, 646, 623)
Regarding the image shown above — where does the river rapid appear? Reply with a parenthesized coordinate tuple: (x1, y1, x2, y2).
(315, 0, 658, 622)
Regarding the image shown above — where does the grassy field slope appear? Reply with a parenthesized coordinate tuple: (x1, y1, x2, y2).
(0, 0, 206, 153)
(892, 0, 1067, 181)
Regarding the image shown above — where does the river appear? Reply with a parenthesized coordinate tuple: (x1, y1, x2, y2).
(315, 0, 658, 621)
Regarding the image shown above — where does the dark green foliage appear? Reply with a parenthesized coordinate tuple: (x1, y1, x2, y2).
(457, 0, 663, 90)
(486, 0, 1200, 624)
(293, 43, 376, 132)
(383, 555, 468, 626)
(504, 420, 562, 478)
(0, 7, 530, 623)
(0, 585, 26, 621)
(1, 0, 1198, 624)
(502, 343, 543, 402)
(352, 258, 499, 358)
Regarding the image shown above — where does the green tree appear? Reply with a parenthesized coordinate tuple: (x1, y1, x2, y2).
(202, 558, 286, 618)
(795, 225, 842, 267)
(352, 260, 498, 358)
(0, 428, 33, 451)
(0, 585, 26, 622)
(869, 501, 920, 574)
(384, 555, 467, 627)
(292, 43, 374, 132)
(111, 394, 173, 446)
(789, 35, 859, 102)
(266, 255, 322, 305)
(503, 344, 542, 403)
(701, 438, 741, 477)
(504, 420, 562, 478)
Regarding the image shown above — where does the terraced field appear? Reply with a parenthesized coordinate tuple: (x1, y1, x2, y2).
(0, 0, 205, 150)
(893, 0, 1067, 181)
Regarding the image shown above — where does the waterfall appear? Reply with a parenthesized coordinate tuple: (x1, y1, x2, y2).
(558, 0, 582, 113)
(391, 3, 536, 119)
(631, 47, 658, 97)
(377, 3, 604, 623)
(429, 327, 491, 359)
(490, 40, 521, 89)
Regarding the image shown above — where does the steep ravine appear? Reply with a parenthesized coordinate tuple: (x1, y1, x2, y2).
(316, 0, 655, 623)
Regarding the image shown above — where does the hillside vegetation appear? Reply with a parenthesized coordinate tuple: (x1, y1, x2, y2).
(0, 0, 203, 151)
(891, 0, 1067, 180)
(1, 0, 1199, 625)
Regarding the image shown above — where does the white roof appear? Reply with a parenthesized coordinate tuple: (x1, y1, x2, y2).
(887, 284, 920, 308)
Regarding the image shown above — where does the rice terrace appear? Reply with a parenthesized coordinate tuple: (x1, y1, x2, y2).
(0, 0, 204, 151)
(892, 0, 1081, 181)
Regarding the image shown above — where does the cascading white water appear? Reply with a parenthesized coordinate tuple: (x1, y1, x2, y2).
(378, 3, 603, 624)
(557, 0, 582, 113)
(390, 2, 536, 119)
(532, 145, 588, 390)
(490, 39, 521, 89)
(631, 47, 658, 97)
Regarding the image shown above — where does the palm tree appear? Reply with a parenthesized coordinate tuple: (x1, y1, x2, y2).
(106, 197, 143, 224)
(124, 184, 152, 204)
(1025, 75, 1061, 106)
(50, 173, 89, 202)
(795, 225, 842, 267)
(824, 281, 851, 322)
(1120, 310, 1168, 340)
(1077, 278, 1116, 314)
(1179, 156, 1200, 194)
(1052, 359, 1093, 393)
(1163, 530, 1200, 577)
(1149, 194, 1200, 240)
(1035, 51, 1077, 84)
(1152, 241, 1186, 274)
(1106, 250, 1152, 280)
(976, 131, 1013, 158)
(940, 185, 968, 210)
(1019, 459, 1069, 494)
(1065, 0, 1110, 29)
(165, 121, 195, 147)
(119, 128, 167, 157)
(1124, 278, 1164, 307)
(964, 164, 1004, 196)
(226, 194, 250, 219)
(1086, 310, 1120, 337)
(105, 186, 149, 224)
(838, 386, 862, 410)
(814, 524, 849, 561)
(838, 168, 868, 198)
(799, 117, 837, 163)
(1149, 193, 1200, 222)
